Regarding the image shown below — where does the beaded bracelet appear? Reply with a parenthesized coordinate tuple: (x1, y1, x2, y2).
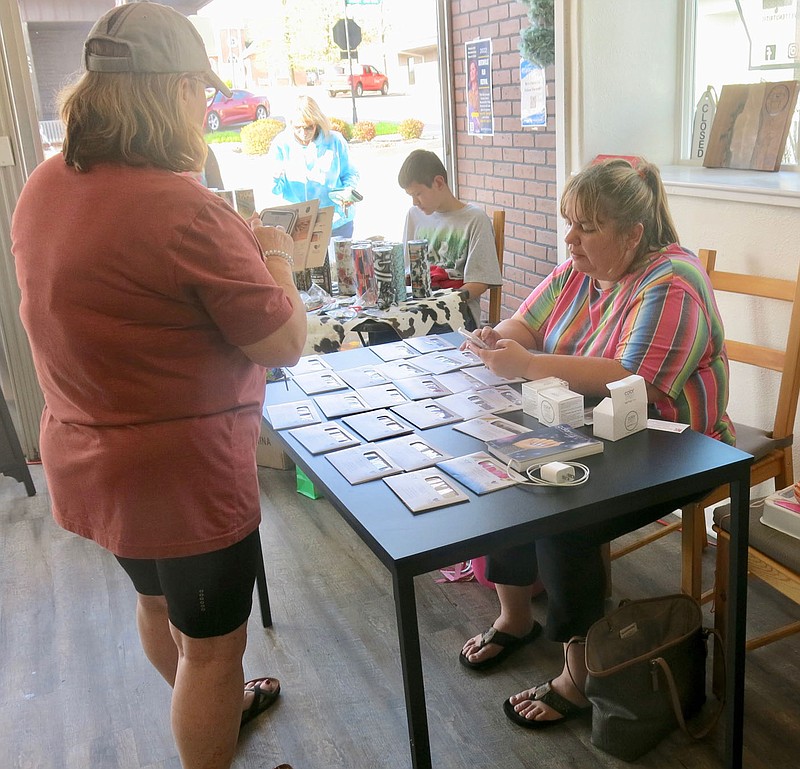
(263, 249, 295, 267)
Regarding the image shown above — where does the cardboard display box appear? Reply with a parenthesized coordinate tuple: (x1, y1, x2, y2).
(257, 424, 294, 470)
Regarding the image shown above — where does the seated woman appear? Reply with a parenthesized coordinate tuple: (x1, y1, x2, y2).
(460, 157, 734, 729)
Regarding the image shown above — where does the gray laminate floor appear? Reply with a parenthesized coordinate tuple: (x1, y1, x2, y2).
(1, 465, 798, 768)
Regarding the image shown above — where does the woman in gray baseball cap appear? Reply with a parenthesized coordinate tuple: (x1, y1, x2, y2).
(12, 4, 302, 768)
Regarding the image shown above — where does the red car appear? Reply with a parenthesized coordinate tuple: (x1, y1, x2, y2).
(205, 89, 270, 132)
(325, 64, 389, 97)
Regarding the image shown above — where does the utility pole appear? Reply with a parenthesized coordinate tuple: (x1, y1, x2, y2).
(343, 0, 357, 124)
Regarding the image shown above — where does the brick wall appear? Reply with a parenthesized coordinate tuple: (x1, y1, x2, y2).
(450, 0, 558, 322)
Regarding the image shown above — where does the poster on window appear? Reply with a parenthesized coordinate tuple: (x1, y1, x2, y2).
(520, 59, 547, 128)
(466, 39, 494, 136)
(735, 0, 800, 69)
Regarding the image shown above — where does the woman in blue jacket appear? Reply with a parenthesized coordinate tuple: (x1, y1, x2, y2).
(269, 96, 359, 237)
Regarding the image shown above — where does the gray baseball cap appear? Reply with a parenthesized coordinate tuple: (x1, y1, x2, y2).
(84, 1, 231, 97)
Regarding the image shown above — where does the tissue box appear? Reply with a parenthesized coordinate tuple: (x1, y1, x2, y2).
(592, 374, 647, 441)
(537, 386, 584, 428)
(522, 377, 569, 419)
(761, 486, 800, 540)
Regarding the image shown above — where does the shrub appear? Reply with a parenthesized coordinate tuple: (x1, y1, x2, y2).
(240, 118, 284, 155)
(399, 118, 424, 140)
(329, 117, 353, 142)
(352, 121, 376, 143)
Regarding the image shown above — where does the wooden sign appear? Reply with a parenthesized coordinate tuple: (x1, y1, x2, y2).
(703, 80, 799, 171)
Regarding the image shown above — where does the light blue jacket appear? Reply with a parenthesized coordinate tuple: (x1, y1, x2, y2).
(268, 129, 359, 231)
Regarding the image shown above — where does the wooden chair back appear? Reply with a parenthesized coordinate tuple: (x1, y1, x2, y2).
(699, 247, 800, 484)
(488, 209, 505, 325)
(612, 248, 800, 602)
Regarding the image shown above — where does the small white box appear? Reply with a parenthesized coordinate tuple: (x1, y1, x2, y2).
(761, 486, 800, 541)
(522, 377, 568, 419)
(537, 386, 584, 428)
(592, 374, 647, 441)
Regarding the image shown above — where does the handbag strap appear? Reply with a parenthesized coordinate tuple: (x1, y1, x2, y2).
(654, 628, 726, 740)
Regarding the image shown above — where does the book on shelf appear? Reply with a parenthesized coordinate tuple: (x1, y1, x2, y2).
(325, 444, 404, 485)
(452, 415, 530, 441)
(342, 409, 414, 442)
(485, 423, 604, 472)
(288, 421, 361, 454)
(383, 467, 469, 513)
(265, 399, 323, 430)
(378, 433, 453, 471)
(436, 451, 525, 495)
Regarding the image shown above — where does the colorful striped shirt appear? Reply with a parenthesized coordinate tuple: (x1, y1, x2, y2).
(517, 244, 734, 444)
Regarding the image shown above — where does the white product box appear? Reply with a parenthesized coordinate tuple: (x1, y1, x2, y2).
(537, 386, 584, 428)
(521, 377, 568, 419)
(592, 374, 647, 441)
(761, 486, 800, 541)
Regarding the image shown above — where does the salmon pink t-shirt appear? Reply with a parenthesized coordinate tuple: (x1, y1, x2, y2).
(12, 158, 293, 558)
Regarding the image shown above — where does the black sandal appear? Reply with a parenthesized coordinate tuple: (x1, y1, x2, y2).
(503, 680, 591, 729)
(240, 677, 281, 728)
(458, 621, 542, 671)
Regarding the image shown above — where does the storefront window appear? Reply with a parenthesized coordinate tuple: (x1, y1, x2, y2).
(691, 0, 800, 166)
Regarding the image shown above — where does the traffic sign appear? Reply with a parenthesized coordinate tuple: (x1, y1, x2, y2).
(332, 18, 361, 51)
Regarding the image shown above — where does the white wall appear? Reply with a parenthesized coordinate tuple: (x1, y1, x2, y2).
(559, 0, 800, 484)
(563, 0, 683, 172)
(669, 192, 800, 481)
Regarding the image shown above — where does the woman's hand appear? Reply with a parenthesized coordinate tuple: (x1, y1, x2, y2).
(460, 325, 501, 351)
(475, 338, 535, 379)
(250, 219, 294, 256)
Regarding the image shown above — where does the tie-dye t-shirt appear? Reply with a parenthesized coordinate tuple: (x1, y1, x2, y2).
(516, 244, 734, 444)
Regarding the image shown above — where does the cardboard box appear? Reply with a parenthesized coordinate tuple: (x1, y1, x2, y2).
(592, 374, 647, 441)
(257, 424, 294, 470)
(537, 386, 584, 428)
(521, 377, 568, 419)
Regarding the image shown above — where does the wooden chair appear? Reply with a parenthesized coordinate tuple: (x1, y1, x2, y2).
(488, 209, 505, 325)
(612, 248, 800, 602)
(710, 501, 800, 694)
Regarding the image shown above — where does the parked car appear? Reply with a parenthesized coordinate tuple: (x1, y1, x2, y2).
(204, 89, 270, 132)
(324, 64, 389, 97)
